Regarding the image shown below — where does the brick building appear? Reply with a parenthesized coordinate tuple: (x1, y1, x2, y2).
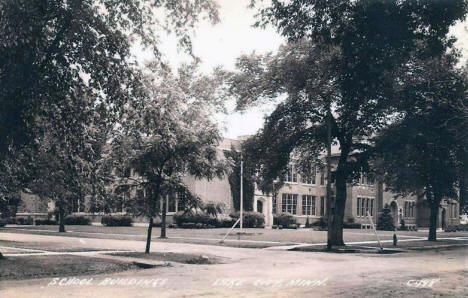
(15, 137, 459, 229)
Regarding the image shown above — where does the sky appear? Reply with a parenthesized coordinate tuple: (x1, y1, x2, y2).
(135, 0, 468, 140)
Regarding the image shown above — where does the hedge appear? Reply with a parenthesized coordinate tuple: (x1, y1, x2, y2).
(273, 213, 296, 227)
(64, 215, 91, 225)
(101, 215, 133, 227)
(35, 219, 57, 225)
(173, 212, 220, 227)
(0, 218, 6, 227)
(229, 211, 265, 228)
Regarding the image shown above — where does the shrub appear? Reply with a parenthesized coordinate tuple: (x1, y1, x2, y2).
(64, 215, 91, 225)
(343, 222, 361, 229)
(397, 219, 408, 231)
(101, 215, 133, 227)
(16, 217, 33, 225)
(273, 213, 296, 227)
(272, 225, 278, 229)
(376, 204, 395, 231)
(312, 217, 327, 230)
(220, 218, 236, 228)
(305, 217, 311, 228)
(35, 219, 57, 225)
(229, 211, 265, 228)
(181, 222, 196, 229)
(0, 218, 7, 227)
(173, 212, 220, 227)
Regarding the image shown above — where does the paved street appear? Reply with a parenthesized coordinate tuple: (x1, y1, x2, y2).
(1, 231, 467, 297)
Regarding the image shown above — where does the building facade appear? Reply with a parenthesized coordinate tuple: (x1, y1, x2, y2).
(14, 137, 459, 229)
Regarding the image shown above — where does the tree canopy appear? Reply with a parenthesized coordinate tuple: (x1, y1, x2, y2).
(0, 0, 219, 160)
(111, 62, 225, 253)
(229, 0, 468, 246)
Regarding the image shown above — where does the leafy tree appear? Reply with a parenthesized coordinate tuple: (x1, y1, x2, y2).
(373, 55, 467, 241)
(111, 63, 225, 253)
(376, 204, 395, 231)
(0, 0, 219, 175)
(231, 0, 467, 246)
(27, 89, 110, 232)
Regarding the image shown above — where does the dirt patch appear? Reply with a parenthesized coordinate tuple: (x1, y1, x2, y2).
(0, 255, 138, 280)
(110, 252, 227, 264)
(292, 245, 402, 254)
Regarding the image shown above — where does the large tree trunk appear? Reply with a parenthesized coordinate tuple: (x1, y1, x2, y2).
(328, 172, 347, 247)
(145, 216, 154, 254)
(160, 195, 167, 238)
(428, 199, 440, 241)
(58, 203, 65, 233)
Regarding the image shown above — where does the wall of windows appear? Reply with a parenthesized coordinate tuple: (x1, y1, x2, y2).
(302, 195, 316, 216)
(357, 197, 374, 217)
(282, 193, 298, 214)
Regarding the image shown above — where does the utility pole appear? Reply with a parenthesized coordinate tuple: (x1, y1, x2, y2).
(240, 152, 244, 231)
(326, 107, 333, 250)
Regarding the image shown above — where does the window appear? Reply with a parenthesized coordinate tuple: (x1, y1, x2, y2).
(282, 193, 298, 214)
(320, 196, 325, 216)
(365, 199, 369, 216)
(320, 170, 325, 185)
(272, 195, 277, 214)
(168, 194, 176, 213)
(70, 197, 84, 213)
(301, 168, 316, 185)
(357, 198, 361, 216)
(177, 198, 185, 213)
(361, 198, 365, 217)
(302, 195, 316, 216)
(370, 199, 374, 216)
(285, 166, 297, 183)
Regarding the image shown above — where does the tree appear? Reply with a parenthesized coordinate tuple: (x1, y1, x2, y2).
(373, 55, 467, 241)
(224, 146, 255, 212)
(231, 0, 468, 246)
(376, 204, 395, 231)
(0, 0, 219, 174)
(111, 63, 225, 253)
(27, 89, 110, 233)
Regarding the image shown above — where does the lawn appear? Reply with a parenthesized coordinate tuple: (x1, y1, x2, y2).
(0, 255, 138, 280)
(2, 225, 467, 249)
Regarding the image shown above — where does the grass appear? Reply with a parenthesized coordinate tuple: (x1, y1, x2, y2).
(110, 252, 226, 264)
(0, 255, 138, 280)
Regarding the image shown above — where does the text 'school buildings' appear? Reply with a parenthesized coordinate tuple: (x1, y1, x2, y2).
(16, 137, 459, 229)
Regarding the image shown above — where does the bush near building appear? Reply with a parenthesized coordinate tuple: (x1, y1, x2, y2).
(343, 217, 361, 229)
(376, 204, 395, 231)
(101, 215, 133, 227)
(64, 215, 91, 225)
(273, 212, 296, 227)
(34, 219, 57, 225)
(229, 211, 265, 228)
(0, 218, 6, 227)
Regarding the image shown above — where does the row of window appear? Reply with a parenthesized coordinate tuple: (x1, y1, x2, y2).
(286, 166, 375, 186)
(285, 166, 325, 185)
(356, 197, 374, 217)
(272, 193, 326, 216)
